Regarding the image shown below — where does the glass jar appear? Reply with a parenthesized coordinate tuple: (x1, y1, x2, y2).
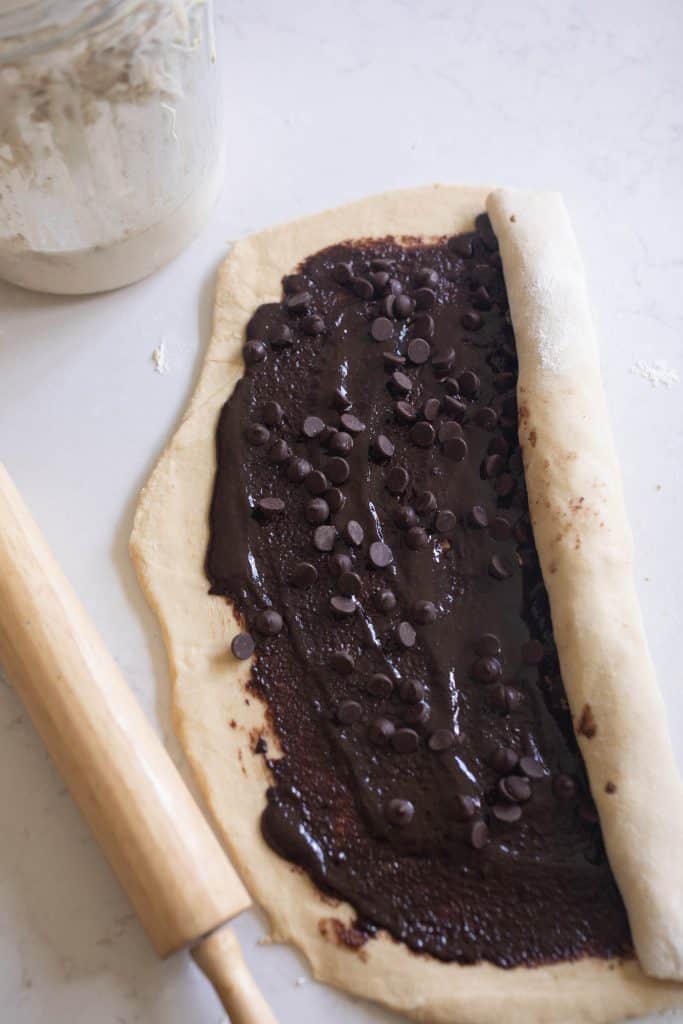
(0, 0, 224, 294)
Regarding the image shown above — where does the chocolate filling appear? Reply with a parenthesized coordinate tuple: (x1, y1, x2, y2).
(207, 214, 631, 967)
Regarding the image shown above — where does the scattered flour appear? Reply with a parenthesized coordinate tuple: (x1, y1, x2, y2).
(630, 359, 679, 387)
(152, 342, 169, 374)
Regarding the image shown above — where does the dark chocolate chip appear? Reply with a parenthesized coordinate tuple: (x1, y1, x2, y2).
(405, 526, 429, 550)
(461, 310, 482, 331)
(399, 678, 424, 704)
(442, 395, 467, 421)
(371, 317, 394, 342)
(389, 370, 413, 395)
(313, 524, 337, 551)
(415, 266, 439, 287)
(394, 294, 414, 318)
(522, 639, 545, 664)
(340, 413, 366, 435)
(244, 339, 267, 364)
(490, 746, 519, 774)
(435, 510, 456, 533)
(469, 504, 488, 528)
(256, 496, 285, 520)
(444, 437, 468, 461)
(392, 729, 419, 754)
(490, 683, 523, 714)
(372, 434, 395, 461)
(488, 435, 510, 456)
(382, 350, 405, 369)
(394, 505, 418, 530)
(330, 650, 355, 675)
(422, 397, 441, 421)
(380, 294, 396, 318)
(469, 820, 489, 849)
(270, 325, 293, 349)
(337, 700, 362, 724)
(368, 717, 395, 745)
(283, 273, 307, 294)
(483, 453, 506, 479)
(343, 520, 364, 547)
(262, 401, 284, 426)
(489, 555, 513, 580)
(367, 673, 394, 698)
(290, 561, 318, 588)
(414, 287, 436, 311)
(458, 370, 480, 397)
(396, 621, 416, 648)
(471, 656, 502, 684)
(305, 470, 328, 495)
(231, 632, 255, 660)
(245, 423, 270, 446)
(371, 257, 394, 272)
(338, 571, 362, 597)
(494, 371, 516, 392)
(387, 798, 415, 825)
(519, 756, 546, 779)
(414, 490, 437, 515)
(428, 729, 456, 751)
(330, 595, 357, 618)
(255, 609, 283, 636)
(370, 270, 390, 294)
(305, 498, 330, 525)
(327, 457, 350, 484)
(325, 487, 346, 513)
(492, 803, 522, 823)
(268, 439, 292, 463)
(369, 542, 394, 568)
(472, 285, 493, 310)
(431, 348, 455, 374)
(394, 400, 417, 424)
(474, 406, 498, 430)
(287, 457, 312, 483)
(407, 337, 431, 364)
(286, 291, 311, 313)
(410, 421, 435, 448)
(327, 431, 353, 456)
(499, 775, 531, 803)
(375, 589, 397, 612)
(353, 276, 374, 300)
(412, 600, 437, 625)
(404, 700, 430, 727)
(302, 415, 325, 439)
(453, 795, 477, 820)
(332, 261, 353, 284)
(489, 515, 512, 540)
(474, 633, 500, 656)
(329, 552, 352, 577)
(494, 474, 516, 497)
(449, 234, 474, 258)
(302, 314, 325, 336)
(386, 466, 409, 494)
(438, 420, 463, 443)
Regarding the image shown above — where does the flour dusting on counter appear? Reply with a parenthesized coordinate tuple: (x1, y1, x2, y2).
(630, 359, 679, 387)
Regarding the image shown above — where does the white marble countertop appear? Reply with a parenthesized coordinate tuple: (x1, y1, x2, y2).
(1, 1, 682, 1022)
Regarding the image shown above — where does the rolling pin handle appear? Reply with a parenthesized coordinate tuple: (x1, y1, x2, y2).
(192, 923, 278, 1024)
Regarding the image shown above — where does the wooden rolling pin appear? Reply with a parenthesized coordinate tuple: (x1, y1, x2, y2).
(0, 464, 277, 1024)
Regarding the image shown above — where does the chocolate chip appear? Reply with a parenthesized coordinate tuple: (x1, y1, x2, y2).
(474, 406, 498, 430)
(342, 521, 364, 547)
(389, 370, 413, 395)
(325, 487, 345, 512)
(489, 515, 512, 540)
(371, 257, 394, 272)
(302, 415, 325, 439)
(383, 350, 405, 369)
(330, 650, 355, 675)
(442, 395, 467, 421)
(490, 746, 518, 774)
(368, 717, 395, 745)
(245, 422, 270, 446)
(474, 633, 500, 656)
(522, 639, 545, 664)
(431, 348, 455, 374)
(444, 437, 468, 461)
(422, 397, 441, 421)
(330, 595, 357, 617)
(435, 510, 456, 533)
(231, 632, 255, 660)
(471, 656, 502, 684)
(262, 401, 284, 426)
(337, 700, 362, 724)
(303, 314, 325, 336)
(499, 775, 531, 803)
(353, 276, 374, 299)
(338, 571, 362, 597)
(392, 729, 419, 754)
(387, 798, 415, 825)
(494, 371, 516, 392)
(399, 678, 424, 704)
(393, 506, 417, 530)
(396, 621, 416, 648)
(405, 526, 429, 550)
(332, 261, 353, 284)
(394, 400, 417, 424)
(415, 266, 439, 287)
(268, 439, 292, 463)
(244, 339, 267, 364)
(380, 294, 396, 318)
(327, 431, 353, 456)
(404, 700, 430, 727)
(305, 498, 330, 525)
(305, 470, 328, 495)
(394, 294, 414, 318)
(488, 436, 509, 456)
(489, 555, 513, 580)
(340, 413, 366, 435)
(472, 285, 493, 310)
(410, 421, 435, 448)
(519, 756, 546, 779)
(490, 683, 522, 714)
(375, 589, 397, 612)
(369, 271, 390, 294)
(367, 673, 394, 698)
(492, 803, 522, 823)
(428, 729, 456, 751)
(286, 291, 311, 313)
(469, 504, 488, 529)
(369, 542, 394, 568)
(461, 310, 482, 331)
(256, 496, 285, 520)
(453, 795, 477, 820)
(327, 457, 350, 484)
(287, 457, 312, 483)
(494, 474, 516, 498)
(270, 325, 293, 349)
(483, 454, 505, 479)
(407, 337, 431, 364)
(551, 774, 574, 799)
(469, 820, 489, 849)
(329, 552, 352, 577)
(290, 562, 318, 588)
(255, 609, 283, 636)
(386, 466, 409, 494)
(319, 426, 336, 447)
(438, 420, 463, 443)
(331, 389, 351, 414)
(371, 434, 395, 461)
(414, 490, 437, 514)
(412, 600, 437, 625)
(449, 234, 474, 258)
(371, 317, 394, 342)
(313, 524, 337, 551)
(458, 370, 480, 397)
(283, 273, 307, 294)
(414, 286, 436, 311)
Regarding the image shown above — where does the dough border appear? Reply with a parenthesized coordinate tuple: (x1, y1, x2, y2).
(131, 185, 683, 1023)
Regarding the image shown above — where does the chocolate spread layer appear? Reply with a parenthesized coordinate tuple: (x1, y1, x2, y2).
(207, 214, 631, 967)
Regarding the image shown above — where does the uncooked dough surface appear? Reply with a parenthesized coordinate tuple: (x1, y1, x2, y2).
(131, 185, 683, 1023)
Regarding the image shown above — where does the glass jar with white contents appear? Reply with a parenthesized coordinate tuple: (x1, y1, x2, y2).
(0, 0, 224, 294)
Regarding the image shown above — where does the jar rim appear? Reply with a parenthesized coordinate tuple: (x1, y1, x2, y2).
(0, 0, 128, 62)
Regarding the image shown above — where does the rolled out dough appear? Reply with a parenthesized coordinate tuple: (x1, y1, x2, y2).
(131, 185, 683, 1023)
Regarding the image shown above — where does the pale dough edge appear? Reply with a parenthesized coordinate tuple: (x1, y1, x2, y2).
(130, 184, 683, 1023)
